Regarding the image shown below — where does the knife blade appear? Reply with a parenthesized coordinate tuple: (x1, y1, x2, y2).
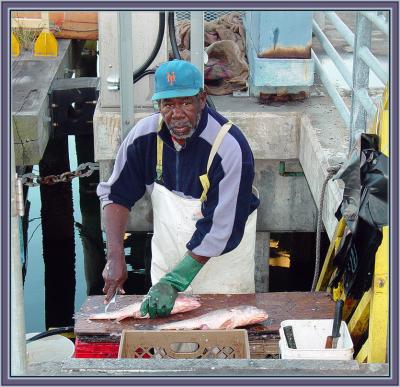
(104, 290, 117, 313)
(325, 299, 344, 349)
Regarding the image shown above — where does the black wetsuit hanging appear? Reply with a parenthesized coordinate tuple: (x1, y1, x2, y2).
(329, 133, 388, 299)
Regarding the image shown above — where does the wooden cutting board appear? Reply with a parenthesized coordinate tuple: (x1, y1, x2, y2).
(74, 292, 335, 336)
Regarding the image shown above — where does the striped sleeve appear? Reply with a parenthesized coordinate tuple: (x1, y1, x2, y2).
(186, 128, 255, 257)
(96, 114, 158, 209)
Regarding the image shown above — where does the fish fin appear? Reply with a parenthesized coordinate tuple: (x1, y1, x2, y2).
(220, 318, 235, 330)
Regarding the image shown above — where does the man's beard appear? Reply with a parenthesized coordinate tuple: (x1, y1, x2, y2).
(167, 113, 201, 140)
(167, 120, 196, 140)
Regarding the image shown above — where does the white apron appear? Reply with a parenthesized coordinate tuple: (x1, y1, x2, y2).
(150, 122, 258, 294)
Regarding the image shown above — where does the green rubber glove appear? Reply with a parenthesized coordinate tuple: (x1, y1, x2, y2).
(140, 282, 178, 319)
(140, 253, 203, 318)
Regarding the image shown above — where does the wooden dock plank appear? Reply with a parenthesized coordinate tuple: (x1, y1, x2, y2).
(11, 39, 73, 166)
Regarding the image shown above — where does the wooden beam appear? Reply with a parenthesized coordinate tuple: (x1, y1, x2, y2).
(316, 217, 346, 291)
(348, 289, 371, 350)
(356, 339, 369, 363)
(368, 226, 389, 363)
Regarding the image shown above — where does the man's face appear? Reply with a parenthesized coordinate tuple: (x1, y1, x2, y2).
(159, 93, 207, 140)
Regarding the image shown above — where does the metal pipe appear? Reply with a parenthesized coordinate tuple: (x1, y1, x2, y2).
(355, 88, 378, 119)
(312, 20, 353, 88)
(168, 12, 181, 60)
(118, 11, 135, 140)
(324, 11, 355, 48)
(133, 12, 165, 79)
(361, 11, 389, 35)
(312, 50, 350, 128)
(349, 12, 372, 150)
(11, 121, 27, 375)
(190, 11, 204, 88)
(358, 45, 389, 85)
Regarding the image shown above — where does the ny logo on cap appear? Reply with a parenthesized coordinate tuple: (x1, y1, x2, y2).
(167, 72, 176, 85)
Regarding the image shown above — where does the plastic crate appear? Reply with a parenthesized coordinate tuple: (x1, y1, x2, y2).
(118, 329, 250, 359)
(279, 319, 354, 360)
(249, 333, 281, 358)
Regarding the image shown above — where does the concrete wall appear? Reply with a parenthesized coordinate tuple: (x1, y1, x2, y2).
(299, 115, 344, 239)
(255, 160, 317, 231)
(93, 108, 301, 162)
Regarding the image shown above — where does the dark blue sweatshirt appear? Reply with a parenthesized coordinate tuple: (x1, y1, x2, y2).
(97, 106, 260, 257)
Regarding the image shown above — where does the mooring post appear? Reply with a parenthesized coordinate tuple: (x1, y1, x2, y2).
(75, 134, 105, 295)
(39, 134, 75, 329)
(11, 121, 27, 375)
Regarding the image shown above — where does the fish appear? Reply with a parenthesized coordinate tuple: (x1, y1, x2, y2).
(157, 305, 268, 330)
(89, 295, 201, 322)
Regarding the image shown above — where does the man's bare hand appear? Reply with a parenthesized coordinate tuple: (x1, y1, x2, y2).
(102, 203, 130, 303)
(102, 255, 128, 303)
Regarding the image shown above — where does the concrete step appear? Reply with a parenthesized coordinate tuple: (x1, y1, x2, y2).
(27, 358, 389, 377)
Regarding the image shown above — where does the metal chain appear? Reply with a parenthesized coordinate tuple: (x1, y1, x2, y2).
(19, 162, 99, 187)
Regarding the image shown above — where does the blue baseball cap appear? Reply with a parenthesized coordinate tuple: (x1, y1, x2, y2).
(152, 59, 203, 101)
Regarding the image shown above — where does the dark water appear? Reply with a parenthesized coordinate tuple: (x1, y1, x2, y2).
(23, 137, 90, 333)
(23, 137, 151, 333)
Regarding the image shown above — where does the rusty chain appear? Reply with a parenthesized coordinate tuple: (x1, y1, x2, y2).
(19, 162, 100, 187)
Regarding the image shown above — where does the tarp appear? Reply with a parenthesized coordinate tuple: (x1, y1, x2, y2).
(329, 133, 388, 299)
(176, 12, 249, 95)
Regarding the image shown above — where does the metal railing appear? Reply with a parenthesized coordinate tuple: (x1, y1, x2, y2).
(175, 11, 244, 22)
(312, 11, 389, 152)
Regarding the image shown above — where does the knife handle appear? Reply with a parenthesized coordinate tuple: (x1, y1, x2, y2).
(325, 336, 333, 349)
(283, 325, 297, 349)
(332, 300, 344, 338)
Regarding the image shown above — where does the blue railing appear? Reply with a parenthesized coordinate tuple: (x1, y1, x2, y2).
(312, 11, 389, 152)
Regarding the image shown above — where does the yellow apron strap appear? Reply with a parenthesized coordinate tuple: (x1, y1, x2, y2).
(199, 121, 233, 203)
(199, 174, 210, 203)
(156, 116, 164, 181)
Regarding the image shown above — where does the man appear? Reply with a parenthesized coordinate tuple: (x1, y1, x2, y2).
(97, 59, 260, 319)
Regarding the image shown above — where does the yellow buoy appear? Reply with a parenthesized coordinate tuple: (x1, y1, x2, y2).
(33, 12, 58, 57)
(11, 31, 20, 57)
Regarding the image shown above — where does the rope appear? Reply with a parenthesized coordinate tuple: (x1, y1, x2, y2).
(311, 164, 343, 291)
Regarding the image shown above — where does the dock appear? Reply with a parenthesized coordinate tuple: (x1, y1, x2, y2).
(11, 39, 77, 166)
(24, 292, 389, 377)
